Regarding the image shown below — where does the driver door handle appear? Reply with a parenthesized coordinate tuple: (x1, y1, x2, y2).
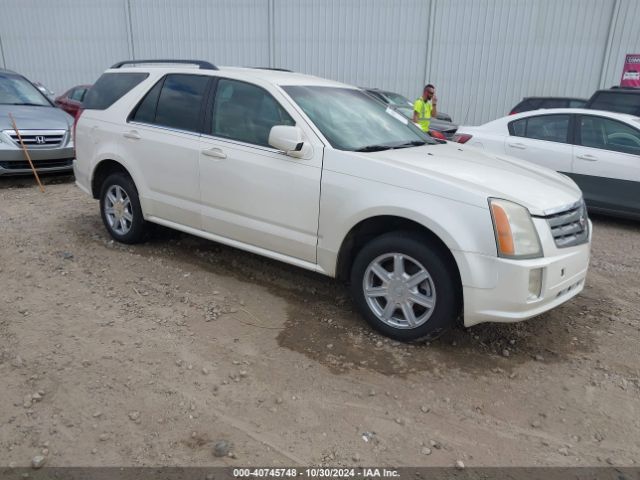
(576, 154, 597, 161)
(201, 147, 227, 159)
(507, 142, 526, 149)
(123, 130, 140, 140)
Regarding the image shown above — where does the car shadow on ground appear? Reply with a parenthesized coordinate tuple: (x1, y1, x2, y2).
(65, 214, 604, 378)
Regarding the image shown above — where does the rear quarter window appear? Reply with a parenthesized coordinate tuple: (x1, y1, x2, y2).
(83, 72, 149, 110)
(508, 118, 526, 136)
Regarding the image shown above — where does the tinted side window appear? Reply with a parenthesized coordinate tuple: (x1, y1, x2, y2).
(569, 99, 587, 108)
(155, 74, 210, 132)
(511, 100, 531, 113)
(509, 118, 527, 136)
(131, 78, 164, 124)
(540, 99, 566, 109)
(578, 116, 640, 155)
(70, 88, 85, 101)
(83, 73, 148, 110)
(524, 114, 570, 143)
(210, 79, 295, 147)
(589, 92, 640, 115)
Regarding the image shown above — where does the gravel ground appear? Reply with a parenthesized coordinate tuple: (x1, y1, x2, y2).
(0, 174, 639, 467)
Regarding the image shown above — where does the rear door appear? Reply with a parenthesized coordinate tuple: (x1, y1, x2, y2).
(125, 73, 212, 228)
(571, 114, 640, 215)
(505, 113, 573, 172)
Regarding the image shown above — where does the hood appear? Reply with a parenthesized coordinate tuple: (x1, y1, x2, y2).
(0, 105, 73, 131)
(361, 143, 582, 216)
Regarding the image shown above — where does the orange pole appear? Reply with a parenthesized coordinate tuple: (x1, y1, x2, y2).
(8, 113, 45, 193)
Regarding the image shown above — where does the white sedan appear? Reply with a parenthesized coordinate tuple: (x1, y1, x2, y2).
(455, 109, 640, 219)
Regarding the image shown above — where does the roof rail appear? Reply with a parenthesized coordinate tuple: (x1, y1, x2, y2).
(110, 59, 218, 70)
(251, 67, 293, 72)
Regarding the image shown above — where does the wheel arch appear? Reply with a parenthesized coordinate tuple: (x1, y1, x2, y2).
(91, 159, 133, 199)
(335, 215, 462, 293)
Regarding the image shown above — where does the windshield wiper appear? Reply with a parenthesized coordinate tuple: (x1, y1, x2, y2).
(393, 140, 427, 148)
(354, 145, 393, 152)
(1, 102, 49, 106)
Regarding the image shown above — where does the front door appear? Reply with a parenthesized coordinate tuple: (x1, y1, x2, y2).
(198, 78, 323, 263)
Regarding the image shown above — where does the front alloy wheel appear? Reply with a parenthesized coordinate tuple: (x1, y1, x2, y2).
(350, 232, 460, 341)
(363, 253, 436, 329)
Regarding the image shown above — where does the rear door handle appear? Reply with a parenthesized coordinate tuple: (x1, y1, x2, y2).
(123, 131, 141, 140)
(507, 142, 526, 149)
(576, 154, 597, 161)
(201, 148, 227, 159)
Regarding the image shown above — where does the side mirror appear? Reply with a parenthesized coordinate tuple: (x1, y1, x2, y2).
(269, 125, 305, 157)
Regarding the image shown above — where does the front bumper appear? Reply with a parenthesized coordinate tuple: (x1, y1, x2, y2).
(461, 220, 592, 327)
(0, 147, 75, 176)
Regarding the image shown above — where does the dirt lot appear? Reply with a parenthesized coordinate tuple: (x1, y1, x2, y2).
(0, 175, 639, 468)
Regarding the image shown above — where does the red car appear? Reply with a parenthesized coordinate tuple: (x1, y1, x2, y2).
(54, 84, 91, 116)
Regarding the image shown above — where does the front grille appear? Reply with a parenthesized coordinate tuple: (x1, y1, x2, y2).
(545, 201, 589, 248)
(0, 158, 73, 170)
(3, 129, 66, 148)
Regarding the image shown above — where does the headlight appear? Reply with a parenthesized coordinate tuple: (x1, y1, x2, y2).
(489, 198, 542, 259)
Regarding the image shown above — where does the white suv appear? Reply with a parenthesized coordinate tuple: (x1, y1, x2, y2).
(74, 60, 591, 341)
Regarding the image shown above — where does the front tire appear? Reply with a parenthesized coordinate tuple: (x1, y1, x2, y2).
(350, 232, 460, 341)
(99, 172, 148, 244)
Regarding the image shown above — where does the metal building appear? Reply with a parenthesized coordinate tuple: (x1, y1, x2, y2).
(1, 0, 638, 125)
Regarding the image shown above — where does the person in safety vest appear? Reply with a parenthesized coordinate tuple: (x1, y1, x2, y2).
(413, 84, 438, 132)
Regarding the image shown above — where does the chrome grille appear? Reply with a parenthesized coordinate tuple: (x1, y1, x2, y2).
(545, 201, 589, 248)
(3, 129, 66, 148)
(0, 159, 73, 170)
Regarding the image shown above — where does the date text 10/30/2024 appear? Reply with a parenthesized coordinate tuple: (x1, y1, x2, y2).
(233, 469, 400, 478)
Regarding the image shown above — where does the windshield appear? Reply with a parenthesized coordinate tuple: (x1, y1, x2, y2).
(283, 86, 434, 151)
(0, 74, 52, 106)
(383, 91, 413, 106)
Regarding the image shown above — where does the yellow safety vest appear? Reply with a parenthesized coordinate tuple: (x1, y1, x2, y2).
(414, 98, 433, 132)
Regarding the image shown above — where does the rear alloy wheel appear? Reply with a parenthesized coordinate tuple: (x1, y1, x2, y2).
(99, 173, 148, 244)
(351, 232, 460, 341)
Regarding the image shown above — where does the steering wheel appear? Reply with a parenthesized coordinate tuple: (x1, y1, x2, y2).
(607, 132, 640, 147)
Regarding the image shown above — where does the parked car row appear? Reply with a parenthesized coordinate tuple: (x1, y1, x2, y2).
(509, 87, 640, 117)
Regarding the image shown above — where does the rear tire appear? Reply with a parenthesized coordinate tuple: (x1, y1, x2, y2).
(99, 172, 148, 244)
(350, 232, 460, 342)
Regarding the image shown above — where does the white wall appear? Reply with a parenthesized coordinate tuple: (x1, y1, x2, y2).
(1, 0, 638, 124)
(0, 0, 131, 93)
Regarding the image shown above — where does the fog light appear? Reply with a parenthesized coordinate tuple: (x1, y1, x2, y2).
(528, 268, 543, 300)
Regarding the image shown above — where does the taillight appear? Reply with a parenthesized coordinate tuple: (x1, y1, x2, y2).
(509, 110, 517, 115)
(453, 133, 472, 144)
(429, 130, 446, 140)
(73, 108, 84, 143)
